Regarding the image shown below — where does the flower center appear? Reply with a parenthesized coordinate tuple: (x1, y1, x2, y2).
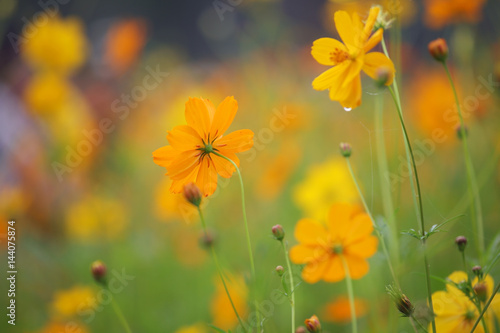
(197, 134, 219, 161)
(464, 309, 476, 322)
(329, 48, 350, 65)
(332, 243, 343, 254)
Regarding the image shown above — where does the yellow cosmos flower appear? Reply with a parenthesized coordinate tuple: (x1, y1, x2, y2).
(51, 286, 95, 318)
(431, 271, 500, 332)
(293, 157, 358, 221)
(153, 96, 254, 197)
(21, 15, 88, 74)
(290, 203, 378, 283)
(311, 6, 395, 109)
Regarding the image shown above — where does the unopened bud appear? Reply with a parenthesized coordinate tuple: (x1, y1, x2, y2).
(91, 260, 107, 283)
(295, 327, 307, 333)
(304, 315, 321, 333)
(455, 236, 467, 252)
(375, 66, 392, 87)
(387, 284, 414, 317)
(428, 38, 448, 62)
(472, 266, 483, 278)
(474, 282, 488, 302)
(456, 125, 468, 140)
(183, 182, 202, 207)
(275, 265, 285, 277)
(272, 224, 285, 241)
(339, 142, 352, 158)
(199, 230, 216, 248)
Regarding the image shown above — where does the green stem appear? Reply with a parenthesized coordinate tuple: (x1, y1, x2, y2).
(387, 86, 436, 333)
(281, 241, 296, 333)
(470, 282, 500, 333)
(374, 92, 400, 270)
(476, 301, 490, 333)
(340, 255, 358, 333)
(411, 315, 429, 333)
(197, 207, 247, 332)
(211, 151, 260, 330)
(462, 251, 469, 278)
(484, 251, 500, 277)
(442, 63, 485, 262)
(108, 292, 133, 333)
(345, 157, 399, 288)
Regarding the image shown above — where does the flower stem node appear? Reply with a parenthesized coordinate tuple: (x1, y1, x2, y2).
(91, 260, 107, 283)
(339, 142, 352, 158)
(472, 265, 483, 278)
(456, 125, 468, 140)
(428, 38, 449, 63)
(275, 265, 285, 277)
(455, 235, 467, 252)
(272, 224, 285, 241)
(474, 282, 488, 302)
(183, 182, 202, 207)
(304, 315, 321, 333)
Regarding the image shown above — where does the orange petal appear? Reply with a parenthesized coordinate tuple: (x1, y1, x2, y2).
(294, 218, 328, 245)
(337, 75, 362, 109)
(341, 57, 363, 88)
(364, 29, 383, 53)
(327, 203, 362, 239)
(344, 255, 369, 279)
(153, 145, 176, 168)
(210, 153, 237, 178)
(195, 157, 218, 196)
(214, 129, 254, 154)
(167, 125, 203, 151)
(170, 164, 200, 193)
(210, 96, 238, 139)
(322, 255, 345, 282)
(302, 257, 330, 284)
(343, 213, 374, 244)
(166, 150, 201, 180)
(362, 52, 395, 86)
(345, 235, 378, 259)
(185, 97, 214, 140)
(290, 244, 328, 264)
(311, 38, 348, 66)
(312, 61, 350, 91)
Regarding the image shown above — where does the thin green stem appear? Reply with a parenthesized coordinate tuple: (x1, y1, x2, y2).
(340, 255, 357, 333)
(470, 282, 500, 333)
(443, 63, 485, 262)
(484, 251, 500, 277)
(108, 292, 133, 333)
(281, 241, 295, 333)
(346, 157, 399, 288)
(462, 251, 469, 278)
(197, 207, 247, 332)
(374, 92, 400, 270)
(387, 86, 436, 333)
(411, 315, 429, 333)
(476, 301, 490, 333)
(211, 151, 260, 330)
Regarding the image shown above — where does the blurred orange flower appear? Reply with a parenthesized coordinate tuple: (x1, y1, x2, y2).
(290, 203, 378, 283)
(153, 96, 254, 197)
(51, 286, 95, 318)
(322, 295, 368, 322)
(424, 0, 487, 29)
(174, 323, 207, 333)
(38, 321, 89, 333)
(211, 274, 248, 330)
(312, 6, 394, 109)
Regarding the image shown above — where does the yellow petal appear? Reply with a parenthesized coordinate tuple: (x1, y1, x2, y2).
(364, 28, 383, 53)
(341, 56, 364, 88)
(289, 244, 327, 264)
(335, 75, 362, 109)
(302, 257, 330, 284)
(311, 38, 347, 66)
(334, 11, 357, 50)
(210, 96, 238, 140)
(166, 150, 201, 180)
(312, 61, 350, 91)
(210, 153, 237, 178)
(362, 7, 380, 44)
(195, 158, 218, 197)
(362, 52, 395, 86)
(327, 203, 362, 238)
(345, 235, 378, 259)
(153, 145, 176, 168)
(344, 255, 369, 279)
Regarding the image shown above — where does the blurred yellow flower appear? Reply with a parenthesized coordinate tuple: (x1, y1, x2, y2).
(211, 273, 248, 330)
(153, 96, 254, 197)
(38, 321, 89, 333)
(424, 0, 487, 29)
(21, 15, 88, 74)
(169, 223, 208, 267)
(65, 196, 128, 242)
(312, 6, 395, 109)
(24, 71, 71, 115)
(174, 323, 207, 333)
(155, 177, 197, 223)
(322, 295, 368, 322)
(290, 203, 378, 283)
(52, 286, 95, 318)
(431, 271, 500, 332)
(293, 157, 358, 221)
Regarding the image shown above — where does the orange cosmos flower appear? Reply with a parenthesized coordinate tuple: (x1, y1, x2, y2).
(322, 295, 368, 323)
(153, 96, 254, 197)
(424, 0, 487, 29)
(312, 6, 395, 109)
(290, 203, 378, 283)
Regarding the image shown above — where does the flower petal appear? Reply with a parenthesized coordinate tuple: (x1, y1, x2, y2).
(166, 150, 202, 180)
(167, 125, 203, 151)
(364, 28, 383, 53)
(362, 52, 395, 86)
(334, 11, 362, 50)
(185, 97, 215, 140)
(302, 257, 330, 284)
(343, 213, 374, 244)
(210, 96, 238, 140)
(312, 61, 350, 91)
(344, 255, 369, 279)
(214, 129, 254, 154)
(290, 244, 327, 264)
(170, 164, 200, 193)
(311, 38, 348, 66)
(195, 157, 218, 196)
(322, 255, 345, 282)
(337, 75, 362, 109)
(294, 218, 328, 245)
(362, 7, 380, 45)
(327, 203, 362, 240)
(345, 235, 378, 258)
(153, 145, 176, 168)
(210, 153, 237, 178)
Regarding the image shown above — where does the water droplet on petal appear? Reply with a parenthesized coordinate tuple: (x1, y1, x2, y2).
(344, 107, 352, 112)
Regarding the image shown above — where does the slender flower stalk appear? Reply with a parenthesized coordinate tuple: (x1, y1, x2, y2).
(197, 206, 247, 332)
(410, 315, 428, 333)
(109, 295, 133, 333)
(211, 150, 260, 329)
(442, 63, 485, 261)
(282, 240, 296, 332)
(340, 255, 357, 333)
(345, 156, 399, 288)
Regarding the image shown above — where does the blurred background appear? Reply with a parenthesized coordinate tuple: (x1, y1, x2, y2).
(0, 0, 500, 331)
